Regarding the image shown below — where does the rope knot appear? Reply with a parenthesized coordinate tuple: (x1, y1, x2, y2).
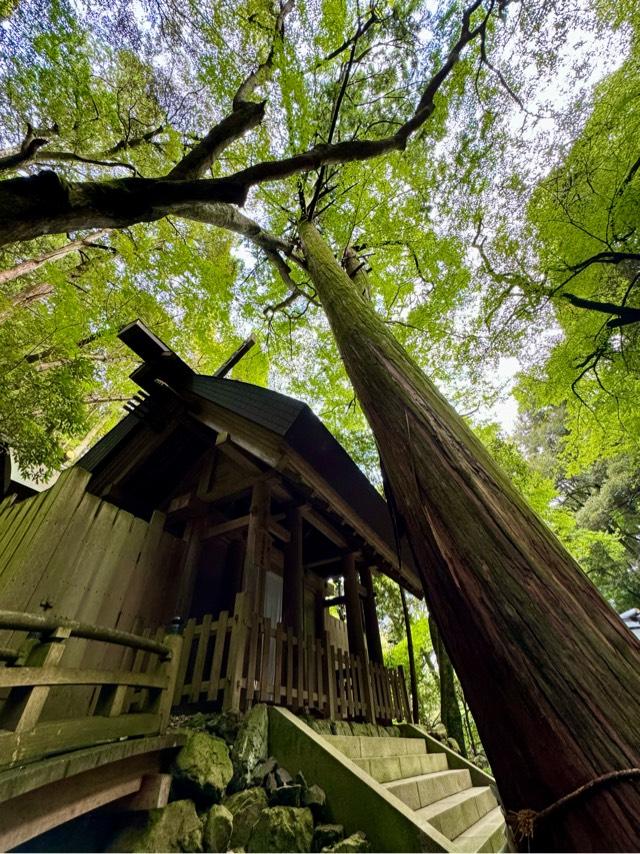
(506, 808, 537, 841)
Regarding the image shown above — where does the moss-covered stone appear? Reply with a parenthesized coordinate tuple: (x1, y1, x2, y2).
(312, 824, 344, 853)
(110, 799, 202, 853)
(309, 719, 333, 735)
(223, 786, 269, 848)
(430, 723, 448, 741)
(322, 831, 371, 852)
(206, 710, 244, 745)
(231, 704, 269, 788)
(247, 806, 313, 853)
(269, 783, 303, 807)
(202, 804, 233, 852)
(173, 732, 234, 801)
(348, 723, 377, 738)
(302, 783, 326, 818)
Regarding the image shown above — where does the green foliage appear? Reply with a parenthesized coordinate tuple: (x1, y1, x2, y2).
(0, 0, 636, 625)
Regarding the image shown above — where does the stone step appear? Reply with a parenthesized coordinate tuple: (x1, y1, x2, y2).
(384, 768, 472, 810)
(416, 785, 498, 840)
(323, 735, 427, 759)
(353, 751, 448, 783)
(453, 805, 507, 853)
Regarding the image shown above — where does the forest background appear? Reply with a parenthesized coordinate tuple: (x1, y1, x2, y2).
(0, 0, 638, 760)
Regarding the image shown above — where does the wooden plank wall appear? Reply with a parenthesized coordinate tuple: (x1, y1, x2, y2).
(0, 467, 186, 718)
(325, 612, 349, 654)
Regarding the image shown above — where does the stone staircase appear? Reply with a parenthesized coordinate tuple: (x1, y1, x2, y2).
(323, 734, 507, 852)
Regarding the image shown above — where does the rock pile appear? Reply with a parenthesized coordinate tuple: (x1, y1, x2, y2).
(110, 706, 371, 853)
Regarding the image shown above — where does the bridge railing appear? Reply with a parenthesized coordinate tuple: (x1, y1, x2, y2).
(0, 611, 182, 771)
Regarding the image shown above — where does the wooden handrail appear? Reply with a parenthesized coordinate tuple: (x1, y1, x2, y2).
(0, 668, 168, 690)
(0, 611, 171, 658)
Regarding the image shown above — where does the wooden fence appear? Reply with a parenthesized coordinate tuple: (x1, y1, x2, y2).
(0, 610, 182, 770)
(173, 593, 410, 723)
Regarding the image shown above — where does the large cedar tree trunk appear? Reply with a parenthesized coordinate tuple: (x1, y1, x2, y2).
(299, 219, 640, 852)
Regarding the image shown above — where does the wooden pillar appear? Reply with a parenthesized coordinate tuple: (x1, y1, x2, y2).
(343, 552, 375, 721)
(401, 586, 420, 724)
(314, 588, 326, 639)
(174, 513, 201, 619)
(283, 506, 304, 637)
(243, 481, 271, 614)
(360, 564, 383, 665)
(226, 537, 245, 612)
(342, 552, 366, 661)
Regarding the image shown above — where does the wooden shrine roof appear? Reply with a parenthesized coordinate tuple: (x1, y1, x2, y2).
(77, 321, 422, 595)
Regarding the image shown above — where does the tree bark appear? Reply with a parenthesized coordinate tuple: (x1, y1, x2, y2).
(429, 613, 467, 756)
(299, 219, 640, 852)
(0, 171, 246, 246)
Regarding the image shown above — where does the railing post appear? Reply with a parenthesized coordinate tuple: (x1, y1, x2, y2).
(0, 626, 71, 733)
(157, 630, 183, 733)
(323, 632, 337, 720)
(397, 665, 411, 723)
(140, 618, 184, 734)
(223, 592, 249, 712)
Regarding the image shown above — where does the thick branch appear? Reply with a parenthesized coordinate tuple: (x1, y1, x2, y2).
(230, 0, 490, 187)
(0, 171, 246, 247)
(0, 125, 50, 172)
(234, 0, 294, 108)
(168, 0, 293, 181)
(105, 125, 165, 155)
(0, 0, 489, 246)
(36, 149, 141, 175)
(560, 251, 640, 282)
(167, 101, 266, 180)
(0, 230, 109, 286)
(0, 281, 54, 321)
(174, 201, 293, 256)
(561, 292, 640, 328)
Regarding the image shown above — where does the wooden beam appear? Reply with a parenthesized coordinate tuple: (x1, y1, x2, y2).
(174, 515, 203, 617)
(203, 515, 250, 539)
(200, 473, 259, 504)
(114, 773, 171, 811)
(283, 450, 423, 596)
(301, 505, 348, 548)
(323, 595, 346, 608)
(0, 752, 161, 851)
(202, 512, 289, 542)
(213, 335, 256, 378)
(216, 435, 263, 474)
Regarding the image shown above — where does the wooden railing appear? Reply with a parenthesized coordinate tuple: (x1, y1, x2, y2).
(173, 594, 410, 724)
(0, 611, 182, 770)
